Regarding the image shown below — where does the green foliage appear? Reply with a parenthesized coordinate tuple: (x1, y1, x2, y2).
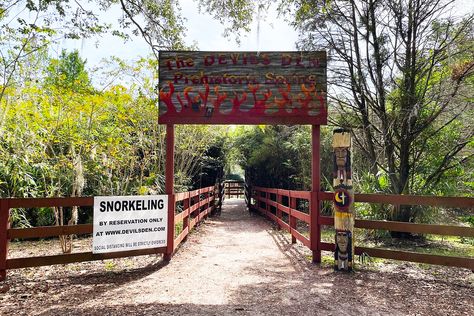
(226, 174, 244, 181)
(460, 215, 474, 227)
(45, 50, 92, 92)
(9, 208, 32, 229)
(229, 125, 332, 190)
(0, 49, 227, 227)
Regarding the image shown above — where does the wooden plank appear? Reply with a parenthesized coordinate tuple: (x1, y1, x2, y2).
(198, 199, 209, 208)
(189, 203, 199, 214)
(320, 242, 334, 251)
(189, 189, 200, 198)
(7, 197, 94, 209)
(318, 191, 474, 209)
(174, 209, 190, 223)
(291, 209, 310, 223)
(266, 199, 279, 208)
(355, 193, 474, 208)
(290, 197, 297, 244)
(320, 243, 474, 269)
(311, 125, 322, 264)
(158, 51, 327, 125)
(318, 191, 333, 201)
(356, 247, 474, 270)
(268, 212, 279, 223)
(289, 190, 311, 199)
(317, 216, 473, 237)
(278, 204, 291, 215)
(356, 219, 474, 237)
(292, 229, 311, 248)
(8, 224, 93, 239)
(174, 227, 189, 248)
(175, 192, 189, 202)
(265, 188, 279, 194)
(320, 216, 334, 226)
(6, 247, 167, 269)
(277, 218, 290, 232)
(277, 189, 290, 197)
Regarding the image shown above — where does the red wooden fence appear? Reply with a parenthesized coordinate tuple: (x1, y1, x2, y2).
(224, 180, 245, 199)
(0, 185, 219, 281)
(251, 186, 474, 269)
(173, 186, 217, 249)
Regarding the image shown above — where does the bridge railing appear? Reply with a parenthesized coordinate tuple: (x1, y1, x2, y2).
(224, 180, 245, 199)
(173, 185, 217, 249)
(0, 185, 220, 281)
(251, 187, 474, 269)
(252, 186, 312, 248)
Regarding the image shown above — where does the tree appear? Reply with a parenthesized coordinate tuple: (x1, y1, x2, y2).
(45, 50, 92, 92)
(229, 125, 333, 191)
(290, 0, 473, 222)
(200, 0, 474, 223)
(1, 0, 187, 105)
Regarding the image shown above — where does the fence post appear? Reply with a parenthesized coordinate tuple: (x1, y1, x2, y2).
(183, 192, 190, 234)
(311, 125, 322, 263)
(205, 189, 210, 218)
(0, 199, 10, 281)
(276, 190, 282, 230)
(289, 194, 297, 244)
(164, 124, 175, 261)
(265, 191, 270, 218)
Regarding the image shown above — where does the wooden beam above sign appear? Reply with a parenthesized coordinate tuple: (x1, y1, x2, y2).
(158, 51, 327, 125)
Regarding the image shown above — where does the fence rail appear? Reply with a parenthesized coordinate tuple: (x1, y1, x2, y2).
(253, 186, 311, 248)
(173, 186, 217, 248)
(251, 187, 474, 270)
(224, 180, 245, 199)
(0, 185, 222, 280)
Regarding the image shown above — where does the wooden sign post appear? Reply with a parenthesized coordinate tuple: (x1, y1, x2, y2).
(158, 51, 328, 263)
(332, 129, 354, 271)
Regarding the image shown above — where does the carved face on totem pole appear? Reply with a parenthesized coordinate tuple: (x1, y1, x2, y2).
(335, 231, 352, 270)
(336, 231, 349, 254)
(334, 147, 351, 183)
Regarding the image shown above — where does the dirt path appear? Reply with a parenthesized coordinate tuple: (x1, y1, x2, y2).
(1, 199, 473, 315)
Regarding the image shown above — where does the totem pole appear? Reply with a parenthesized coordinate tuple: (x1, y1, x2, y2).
(333, 129, 354, 271)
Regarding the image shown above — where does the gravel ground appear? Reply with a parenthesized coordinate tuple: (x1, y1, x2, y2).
(1, 199, 473, 315)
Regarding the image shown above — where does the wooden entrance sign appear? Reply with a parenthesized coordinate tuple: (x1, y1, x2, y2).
(332, 129, 354, 271)
(158, 51, 327, 125)
(158, 51, 327, 263)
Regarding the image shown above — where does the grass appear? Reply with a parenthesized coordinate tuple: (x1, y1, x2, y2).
(104, 260, 117, 271)
(174, 220, 184, 238)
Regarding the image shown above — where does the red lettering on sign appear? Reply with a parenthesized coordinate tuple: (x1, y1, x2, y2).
(218, 55, 227, 65)
(230, 53, 240, 65)
(281, 54, 292, 66)
(204, 55, 215, 66)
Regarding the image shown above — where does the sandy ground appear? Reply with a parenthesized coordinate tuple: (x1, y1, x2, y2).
(1, 199, 473, 315)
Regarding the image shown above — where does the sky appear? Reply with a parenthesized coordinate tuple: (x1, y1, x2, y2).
(61, 0, 473, 71)
(62, 0, 298, 68)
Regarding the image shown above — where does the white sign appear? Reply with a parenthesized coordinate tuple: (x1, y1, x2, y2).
(92, 195, 168, 253)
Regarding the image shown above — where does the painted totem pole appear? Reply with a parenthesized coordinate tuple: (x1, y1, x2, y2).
(333, 129, 354, 271)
